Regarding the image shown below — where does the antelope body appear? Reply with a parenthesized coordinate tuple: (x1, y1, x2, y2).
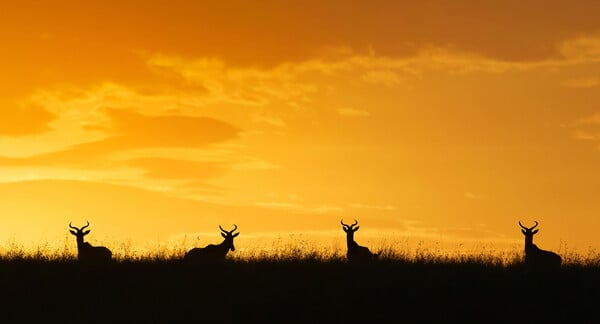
(184, 225, 239, 262)
(69, 222, 112, 263)
(519, 221, 561, 270)
(341, 219, 377, 263)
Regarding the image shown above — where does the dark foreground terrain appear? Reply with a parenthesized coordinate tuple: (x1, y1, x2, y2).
(0, 258, 598, 323)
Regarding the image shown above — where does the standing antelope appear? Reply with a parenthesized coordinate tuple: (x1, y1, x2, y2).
(184, 224, 239, 262)
(69, 221, 112, 263)
(519, 221, 562, 270)
(341, 219, 377, 263)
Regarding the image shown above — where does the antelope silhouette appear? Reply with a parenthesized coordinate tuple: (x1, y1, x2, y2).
(184, 224, 239, 262)
(69, 221, 112, 263)
(519, 221, 562, 271)
(341, 219, 378, 263)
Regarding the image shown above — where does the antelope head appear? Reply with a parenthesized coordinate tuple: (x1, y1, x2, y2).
(519, 220, 539, 245)
(219, 224, 239, 251)
(341, 219, 359, 233)
(341, 219, 360, 241)
(69, 221, 91, 244)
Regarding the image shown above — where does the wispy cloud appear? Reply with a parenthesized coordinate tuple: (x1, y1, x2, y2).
(252, 113, 288, 128)
(577, 113, 600, 125)
(146, 54, 318, 108)
(337, 107, 371, 117)
(558, 36, 600, 61)
(0, 107, 245, 202)
(561, 77, 599, 88)
(350, 203, 396, 211)
(145, 36, 600, 99)
(254, 201, 301, 209)
(572, 130, 597, 140)
(362, 69, 402, 86)
(0, 109, 240, 165)
(124, 157, 228, 181)
(254, 201, 344, 214)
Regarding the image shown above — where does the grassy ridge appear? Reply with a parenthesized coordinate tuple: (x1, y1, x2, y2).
(1, 254, 599, 323)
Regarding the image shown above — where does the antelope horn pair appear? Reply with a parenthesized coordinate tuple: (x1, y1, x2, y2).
(219, 224, 238, 234)
(69, 221, 90, 232)
(518, 220, 538, 231)
(341, 219, 358, 230)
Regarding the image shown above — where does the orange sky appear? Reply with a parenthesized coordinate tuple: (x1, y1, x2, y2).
(3, 1, 600, 255)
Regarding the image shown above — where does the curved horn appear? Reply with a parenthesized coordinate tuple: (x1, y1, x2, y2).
(219, 225, 227, 233)
(531, 221, 539, 230)
(81, 221, 90, 231)
(351, 219, 359, 228)
(518, 221, 527, 230)
(231, 224, 238, 233)
(341, 219, 348, 227)
(69, 222, 78, 230)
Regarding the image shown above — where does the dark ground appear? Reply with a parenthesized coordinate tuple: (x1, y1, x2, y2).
(0, 258, 598, 323)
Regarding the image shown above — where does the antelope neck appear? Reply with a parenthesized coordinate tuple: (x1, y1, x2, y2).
(76, 236, 86, 246)
(524, 235, 534, 248)
(346, 233, 355, 246)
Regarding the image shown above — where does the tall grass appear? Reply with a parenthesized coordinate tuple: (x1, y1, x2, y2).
(1, 236, 599, 323)
(3, 234, 600, 267)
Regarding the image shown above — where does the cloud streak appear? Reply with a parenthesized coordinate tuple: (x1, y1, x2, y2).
(0, 109, 240, 166)
(337, 107, 371, 117)
(561, 77, 599, 88)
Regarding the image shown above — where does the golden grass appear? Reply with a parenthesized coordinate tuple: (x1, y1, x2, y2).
(2, 234, 600, 267)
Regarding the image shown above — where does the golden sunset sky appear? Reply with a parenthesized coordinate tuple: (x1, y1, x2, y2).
(3, 1, 600, 254)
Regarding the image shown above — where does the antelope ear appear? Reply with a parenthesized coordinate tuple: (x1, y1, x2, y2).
(521, 229, 526, 235)
(532, 229, 539, 234)
(83, 230, 91, 235)
(354, 226, 360, 231)
(69, 230, 77, 235)
(221, 232, 227, 238)
(233, 232, 240, 237)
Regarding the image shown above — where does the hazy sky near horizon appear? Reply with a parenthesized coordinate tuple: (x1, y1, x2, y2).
(3, 0, 600, 252)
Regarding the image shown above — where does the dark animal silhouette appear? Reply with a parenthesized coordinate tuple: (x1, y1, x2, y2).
(69, 221, 112, 263)
(341, 219, 378, 263)
(184, 224, 239, 262)
(519, 221, 562, 271)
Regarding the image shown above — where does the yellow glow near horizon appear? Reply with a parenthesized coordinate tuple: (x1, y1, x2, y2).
(3, 1, 600, 256)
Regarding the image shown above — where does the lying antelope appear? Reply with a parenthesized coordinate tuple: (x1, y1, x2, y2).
(184, 224, 239, 262)
(341, 219, 378, 263)
(69, 221, 112, 263)
(519, 221, 562, 271)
